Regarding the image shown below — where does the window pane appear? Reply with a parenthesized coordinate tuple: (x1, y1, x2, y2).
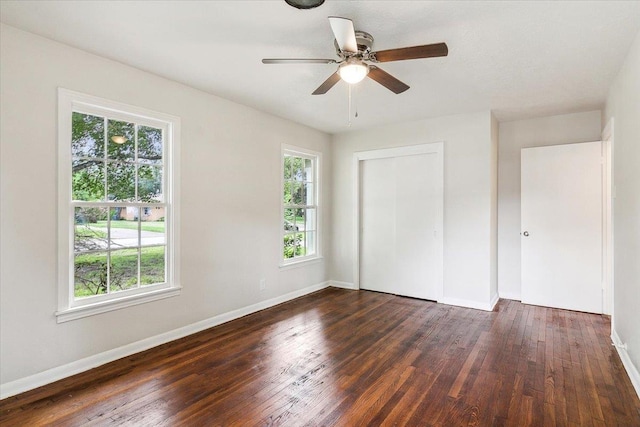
(291, 182, 305, 205)
(304, 158, 313, 182)
(107, 162, 136, 201)
(72, 112, 104, 159)
(74, 251, 108, 298)
(304, 182, 314, 205)
(138, 165, 163, 202)
(141, 246, 165, 286)
(109, 249, 139, 292)
(284, 156, 292, 180)
(141, 210, 166, 246)
(284, 208, 296, 231)
(296, 232, 305, 257)
(292, 157, 305, 181)
(138, 126, 163, 165)
(74, 207, 108, 252)
(72, 160, 105, 201)
(305, 231, 316, 256)
(295, 208, 305, 231)
(305, 208, 316, 232)
(283, 233, 298, 259)
(283, 181, 293, 205)
(107, 120, 135, 161)
(109, 207, 139, 250)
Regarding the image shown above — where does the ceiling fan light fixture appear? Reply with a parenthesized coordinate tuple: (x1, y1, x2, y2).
(284, 0, 325, 9)
(338, 61, 369, 84)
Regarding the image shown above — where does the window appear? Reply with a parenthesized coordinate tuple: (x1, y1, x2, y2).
(57, 89, 180, 322)
(282, 146, 320, 265)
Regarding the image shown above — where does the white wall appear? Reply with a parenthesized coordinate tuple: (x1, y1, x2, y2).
(604, 28, 640, 388)
(497, 111, 602, 300)
(0, 24, 331, 387)
(331, 111, 497, 310)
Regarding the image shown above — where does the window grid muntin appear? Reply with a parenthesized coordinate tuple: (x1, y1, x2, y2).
(71, 110, 168, 302)
(283, 151, 318, 262)
(71, 124, 165, 203)
(71, 207, 168, 300)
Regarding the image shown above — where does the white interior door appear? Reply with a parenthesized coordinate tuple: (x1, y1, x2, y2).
(360, 152, 440, 300)
(521, 141, 603, 313)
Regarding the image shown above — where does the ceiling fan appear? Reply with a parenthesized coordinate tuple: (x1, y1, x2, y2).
(262, 16, 448, 95)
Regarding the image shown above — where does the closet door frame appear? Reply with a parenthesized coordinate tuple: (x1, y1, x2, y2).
(352, 142, 444, 301)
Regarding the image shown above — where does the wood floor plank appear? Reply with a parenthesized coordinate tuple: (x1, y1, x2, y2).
(1, 289, 639, 426)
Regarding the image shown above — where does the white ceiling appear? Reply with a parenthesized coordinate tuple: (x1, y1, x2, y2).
(2, 1, 639, 134)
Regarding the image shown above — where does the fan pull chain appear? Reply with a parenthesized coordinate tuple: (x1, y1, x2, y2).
(348, 84, 352, 127)
(347, 84, 360, 127)
(355, 83, 359, 118)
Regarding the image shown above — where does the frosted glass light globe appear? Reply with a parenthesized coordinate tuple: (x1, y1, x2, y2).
(338, 62, 369, 84)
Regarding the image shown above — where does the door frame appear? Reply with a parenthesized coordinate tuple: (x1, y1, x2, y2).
(602, 119, 614, 316)
(352, 142, 444, 301)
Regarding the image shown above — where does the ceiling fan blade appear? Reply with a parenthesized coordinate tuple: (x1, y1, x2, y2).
(262, 58, 336, 64)
(312, 72, 341, 95)
(367, 66, 410, 94)
(373, 43, 448, 62)
(328, 16, 358, 53)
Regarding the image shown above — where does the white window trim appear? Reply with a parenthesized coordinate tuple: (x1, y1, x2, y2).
(280, 144, 322, 267)
(56, 88, 181, 323)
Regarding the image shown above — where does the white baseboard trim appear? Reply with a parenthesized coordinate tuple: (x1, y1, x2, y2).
(0, 281, 330, 400)
(611, 329, 640, 399)
(439, 296, 496, 312)
(498, 290, 521, 301)
(329, 281, 357, 290)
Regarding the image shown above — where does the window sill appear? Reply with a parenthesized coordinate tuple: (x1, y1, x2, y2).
(279, 256, 323, 270)
(55, 286, 182, 323)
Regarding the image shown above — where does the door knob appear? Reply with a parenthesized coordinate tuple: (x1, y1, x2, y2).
(523, 231, 529, 237)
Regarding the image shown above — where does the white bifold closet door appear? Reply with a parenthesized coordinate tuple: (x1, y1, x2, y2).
(521, 141, 603, 314)
(360, 153, 439, 300)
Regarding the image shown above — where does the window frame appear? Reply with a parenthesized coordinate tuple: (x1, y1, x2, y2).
(56, 88, 181, 323)
(280, 144, 321, 267)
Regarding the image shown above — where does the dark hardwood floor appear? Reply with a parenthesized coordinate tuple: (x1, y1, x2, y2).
(1, 288, 639, 426)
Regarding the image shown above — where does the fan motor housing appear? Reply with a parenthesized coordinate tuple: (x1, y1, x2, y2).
(355, 31, 374, 52)
(334, 31, 374, 57)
